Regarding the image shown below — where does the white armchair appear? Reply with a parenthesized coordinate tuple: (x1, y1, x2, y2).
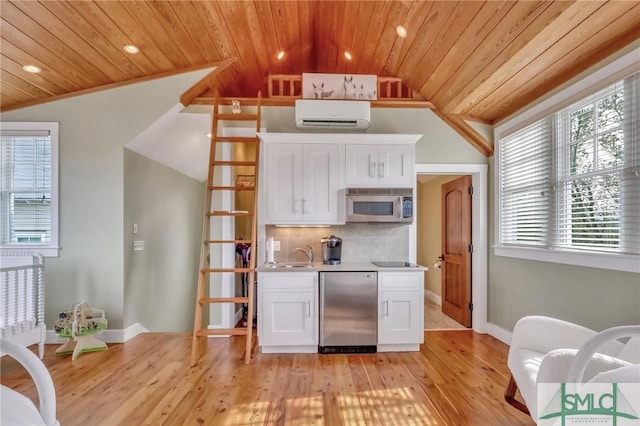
(505, 316, 640, 421)
(0, 339, 59, 426)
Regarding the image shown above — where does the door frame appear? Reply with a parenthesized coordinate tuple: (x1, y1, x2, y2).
(410, 163, 488, 334)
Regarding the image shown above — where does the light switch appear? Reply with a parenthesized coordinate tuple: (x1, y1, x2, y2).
(133, 240, 144, 251)
(133, 223, 138, 234)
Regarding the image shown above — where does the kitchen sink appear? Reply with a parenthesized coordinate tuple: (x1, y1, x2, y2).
(263, 262, 314, 269)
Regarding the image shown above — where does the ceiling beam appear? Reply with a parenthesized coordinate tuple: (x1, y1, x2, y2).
(432, 110, 494, 157)
(179, 58, 237, 107)
(189, 96, 434, 109)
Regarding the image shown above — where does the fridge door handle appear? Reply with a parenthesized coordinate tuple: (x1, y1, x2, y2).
(319, 273, 325, 343)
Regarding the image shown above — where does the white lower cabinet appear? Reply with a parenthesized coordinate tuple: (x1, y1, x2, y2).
(377, 271, 424, 351)
(258, 269, 424, 353)
(258, 272, 318, 353)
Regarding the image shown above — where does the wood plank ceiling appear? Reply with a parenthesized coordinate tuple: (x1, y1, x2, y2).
(1, 1, 639, 123)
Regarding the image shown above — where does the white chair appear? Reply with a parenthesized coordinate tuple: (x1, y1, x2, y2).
(505, 316, 640, 421)
(1, 339, 60, 426)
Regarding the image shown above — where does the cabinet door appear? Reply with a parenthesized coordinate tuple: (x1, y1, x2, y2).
(345, 144, 377, 186)
(378, 290, 423, 344)
(303, 144, 340, 222)
(261, 291, 317, 346)
(266, 144, 303, 222)
(378, 144, 413, 186)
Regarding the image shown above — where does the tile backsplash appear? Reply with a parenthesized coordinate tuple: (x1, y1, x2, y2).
(266, 223, 409, 263)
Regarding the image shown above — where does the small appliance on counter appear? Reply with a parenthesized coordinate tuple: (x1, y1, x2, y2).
(321, 235, 342, 265)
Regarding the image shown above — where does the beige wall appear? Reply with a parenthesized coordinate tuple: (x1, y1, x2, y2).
(416, 175, 463, 299)
(0, 69, 211, 330)
(123, 149, 204, 331)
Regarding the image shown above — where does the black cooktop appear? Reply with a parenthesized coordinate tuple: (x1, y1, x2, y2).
(371, 261, 419, 268)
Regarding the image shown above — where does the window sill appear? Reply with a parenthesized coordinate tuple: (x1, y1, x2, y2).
(494, 246, 639, 273)
(0, 246, 59, 258)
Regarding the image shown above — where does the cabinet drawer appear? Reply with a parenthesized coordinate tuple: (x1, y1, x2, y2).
(259, 272, 317, 291)
(379, 272, 423, 290)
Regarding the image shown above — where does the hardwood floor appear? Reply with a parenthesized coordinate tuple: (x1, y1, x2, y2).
(1, 331, 534, 425)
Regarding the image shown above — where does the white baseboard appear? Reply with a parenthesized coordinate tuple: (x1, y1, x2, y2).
(424, 290, 442, 306)
(486, 322, 512, 345)
(122, 323, 149, 342)
(46, 322, 149, 344)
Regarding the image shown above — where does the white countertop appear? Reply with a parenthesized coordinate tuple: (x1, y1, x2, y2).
(256, 262, 427, 272)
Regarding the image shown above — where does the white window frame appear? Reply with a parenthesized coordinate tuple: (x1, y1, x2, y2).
(1, 122, 59, 257)
(494, 48, 640, 273)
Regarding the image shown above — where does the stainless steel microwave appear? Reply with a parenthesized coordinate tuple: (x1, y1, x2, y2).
(346, 188, 413, 223)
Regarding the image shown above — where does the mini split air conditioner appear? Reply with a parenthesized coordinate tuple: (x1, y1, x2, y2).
(295, 99, 370, 130)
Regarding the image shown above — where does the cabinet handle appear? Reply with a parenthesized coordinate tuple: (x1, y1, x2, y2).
(379, 162, 385, 177)
(370, 162, 376, 178)
(384, 300, 389, 317)
(306, 300, 311, 317)
(302, 199, 309, 213)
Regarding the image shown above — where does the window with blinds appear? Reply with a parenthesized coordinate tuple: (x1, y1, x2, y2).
(0, 123, 59, 256)
(497, 70, 639, 264)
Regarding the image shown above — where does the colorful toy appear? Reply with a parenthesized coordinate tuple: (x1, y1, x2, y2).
(54, 303, 107, 360)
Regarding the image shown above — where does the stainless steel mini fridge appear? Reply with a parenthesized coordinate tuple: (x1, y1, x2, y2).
(319, 271, 378, 353)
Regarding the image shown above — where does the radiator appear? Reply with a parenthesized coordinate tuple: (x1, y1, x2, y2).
(0, 250, 46, 359)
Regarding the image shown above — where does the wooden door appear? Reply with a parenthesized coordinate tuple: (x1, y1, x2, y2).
(441, 175, 472, 327)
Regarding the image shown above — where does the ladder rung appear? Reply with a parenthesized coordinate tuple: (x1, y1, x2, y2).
(196, 328, 248, 337)
(214, 113, 258, 121)
(211, 136, 259, 144)
(209, 186, 256, 191)
(211, 160, 257, 166)
(199, 297, 249, 304)
(201, 268, 252, 273)
(208, 211, 254, 217)
(205, 239, 254, 244)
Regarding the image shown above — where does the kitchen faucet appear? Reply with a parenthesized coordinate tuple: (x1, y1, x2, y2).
(294, 245, 314, 263)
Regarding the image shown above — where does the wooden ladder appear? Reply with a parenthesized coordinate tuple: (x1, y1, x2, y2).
(191, 93, 262, 366)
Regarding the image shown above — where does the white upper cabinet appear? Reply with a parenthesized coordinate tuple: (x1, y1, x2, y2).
(266, 143, 340, 224)
(345, 144, 414, 187)
(259, 133, 420, 225)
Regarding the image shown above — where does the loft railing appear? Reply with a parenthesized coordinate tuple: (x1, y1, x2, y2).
(267, 75, 416, 100)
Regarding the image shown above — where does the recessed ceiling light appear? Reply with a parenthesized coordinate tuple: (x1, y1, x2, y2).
(22, 65, 42, 74)
(344, 51, 352, 61)
(123, 44, 140, 54)
(396, 25, 408, 38)
(277, 50, 285, 60)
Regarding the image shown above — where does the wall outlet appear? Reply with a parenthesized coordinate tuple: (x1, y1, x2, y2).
(272, 240, 280, 251)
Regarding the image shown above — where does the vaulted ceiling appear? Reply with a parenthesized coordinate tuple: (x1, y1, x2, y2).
(1, 1, 639, 123)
